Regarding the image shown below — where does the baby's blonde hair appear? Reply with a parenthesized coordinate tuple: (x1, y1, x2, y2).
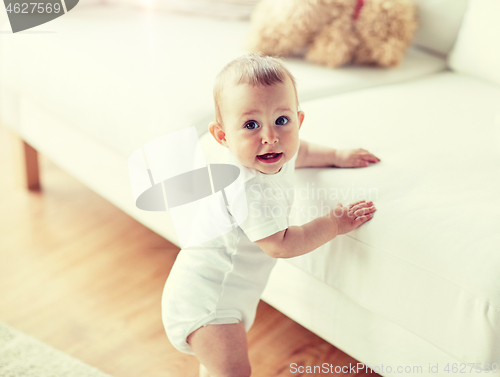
(213, 53, 299, 126)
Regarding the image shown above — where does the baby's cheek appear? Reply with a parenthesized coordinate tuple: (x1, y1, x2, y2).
(240, 139, 257, 153)
(286, 136, 300, 154)
(235, 142, 255, 162)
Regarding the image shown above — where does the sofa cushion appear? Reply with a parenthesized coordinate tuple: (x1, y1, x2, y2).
(280, 72, 499, 364)
(448, 0, 500, 86)
(412, 0, 469, 56)
(0, 5, 446, 159)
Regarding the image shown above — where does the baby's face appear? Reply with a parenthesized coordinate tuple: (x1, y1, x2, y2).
(213, 78, 304, 175)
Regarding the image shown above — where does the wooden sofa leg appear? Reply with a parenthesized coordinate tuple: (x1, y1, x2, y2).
(9, 131, 41, 191)
(23, 141, 40, 191)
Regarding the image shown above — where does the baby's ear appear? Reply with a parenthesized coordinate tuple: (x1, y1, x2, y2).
(297, 111, 305, 130)
(209, 121, 227, 147)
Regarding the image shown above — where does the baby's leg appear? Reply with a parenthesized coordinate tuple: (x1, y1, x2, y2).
(187, 322, 251, 377)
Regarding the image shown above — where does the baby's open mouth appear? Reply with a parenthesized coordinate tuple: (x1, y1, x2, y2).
(257, 152, 283, 163)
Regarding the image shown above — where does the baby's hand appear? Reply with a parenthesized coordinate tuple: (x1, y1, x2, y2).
(330, 200, 376, 235)
(334, 149, 380, 168)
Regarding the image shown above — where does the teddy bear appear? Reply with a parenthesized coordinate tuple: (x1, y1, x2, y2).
(245, 0, 418, 68)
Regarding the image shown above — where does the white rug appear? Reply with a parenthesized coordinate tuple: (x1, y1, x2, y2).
(0, 322, 112, 377)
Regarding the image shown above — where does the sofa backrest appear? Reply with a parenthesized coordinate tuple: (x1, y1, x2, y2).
(103, 0, 260, 20)
(448, 0, 500, 86)
(412, 0, 469, 56)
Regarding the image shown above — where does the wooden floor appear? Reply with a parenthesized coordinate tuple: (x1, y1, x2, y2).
(0, 125, 377, 377)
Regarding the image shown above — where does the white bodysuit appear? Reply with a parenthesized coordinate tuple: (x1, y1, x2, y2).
(161, 145, 298, 355)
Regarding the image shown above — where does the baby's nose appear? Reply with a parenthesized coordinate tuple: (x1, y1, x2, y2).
(262, 127, 278, 144)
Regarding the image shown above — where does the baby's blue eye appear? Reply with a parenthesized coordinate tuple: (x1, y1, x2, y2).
(245, 121, 259, 130)
(276, 116, 289, 125)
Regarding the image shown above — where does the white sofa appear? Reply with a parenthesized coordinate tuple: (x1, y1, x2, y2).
(1, 0, 499, 375)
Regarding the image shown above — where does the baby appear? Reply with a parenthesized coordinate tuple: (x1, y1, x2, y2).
(162, 53, 379, 377)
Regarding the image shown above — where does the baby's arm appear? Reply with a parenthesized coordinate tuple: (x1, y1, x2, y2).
(255, 200, 375, 258)
(295, 139, 380, 169)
